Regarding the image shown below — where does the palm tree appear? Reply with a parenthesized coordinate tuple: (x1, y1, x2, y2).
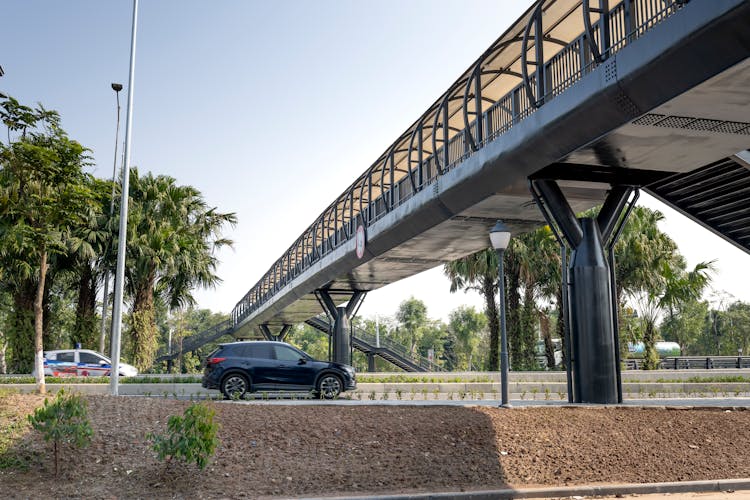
(502, 228, 560, 371)
(519, 227, 560, 368)
(118, 170, 236, 371)
(647, 258, 713, 363)
(444, 249, 500, 370)
(66, 177, 113, 350)
(614, 207, 678, 305)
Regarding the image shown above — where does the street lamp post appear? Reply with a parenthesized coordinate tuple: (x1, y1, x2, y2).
(99, 82, 123, 355)
(110, 0, 139, 396)
(490, 220, 512, 408)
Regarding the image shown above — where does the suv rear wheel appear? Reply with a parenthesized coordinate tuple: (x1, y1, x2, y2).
(221, 373, 250, 400)
(317, 374, 342, 399)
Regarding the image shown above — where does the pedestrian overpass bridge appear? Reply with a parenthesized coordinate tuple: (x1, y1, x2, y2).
(215, 0, 749, 400)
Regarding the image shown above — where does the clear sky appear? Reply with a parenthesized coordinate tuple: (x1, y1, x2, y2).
(2, 1, 748, 322)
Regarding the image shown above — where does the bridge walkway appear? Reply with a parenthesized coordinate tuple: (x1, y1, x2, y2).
(229, 0, 750, 339)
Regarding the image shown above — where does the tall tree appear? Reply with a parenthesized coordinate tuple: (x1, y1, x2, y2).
(448, 305, 487, 370)
(68, 176, 112, 350)
(661, 299, 709, 355)
(118, 170, 236, 371)
(444, 249, 500, 370)
(0, 97, 93, 392)
(512, 228, 560, 370)
(633, 258, 713, 368)
(394, 297, 428, 355)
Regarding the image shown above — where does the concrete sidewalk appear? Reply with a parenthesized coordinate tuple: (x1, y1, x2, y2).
(309, 478, 750, 499)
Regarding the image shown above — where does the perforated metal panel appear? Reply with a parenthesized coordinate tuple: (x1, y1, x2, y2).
(634, 113, 750, 135)
(647, 158, 750, 253)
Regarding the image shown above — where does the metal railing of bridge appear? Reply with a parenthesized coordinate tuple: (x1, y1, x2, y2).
(232, 0, 688, 327)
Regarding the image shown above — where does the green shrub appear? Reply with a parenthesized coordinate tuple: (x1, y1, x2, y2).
(148, 403, 220, 470)
(27, 389, 93, 476)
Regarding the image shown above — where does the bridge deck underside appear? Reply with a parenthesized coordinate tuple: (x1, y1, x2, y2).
(234, 1, 750, 336)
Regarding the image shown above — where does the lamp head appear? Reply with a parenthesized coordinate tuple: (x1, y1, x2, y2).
(111, 83, 123, 92)
(489, 220, 512, 250)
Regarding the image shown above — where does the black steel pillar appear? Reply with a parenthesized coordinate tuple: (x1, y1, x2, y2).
(569, 217, 618, 403)
(259, 324, 292, 342)
(532, 179, 633, 404)
(367, 353, 376, 372)
(332, 306, 351, 364)
(319, 290, 366, 366)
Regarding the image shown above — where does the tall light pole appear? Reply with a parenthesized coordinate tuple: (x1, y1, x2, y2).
(490, 220, 512, 408)
(99, 82, 123, 355)
(110, 0, 139, 396)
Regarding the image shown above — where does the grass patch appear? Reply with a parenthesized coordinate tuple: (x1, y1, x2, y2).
(622, 375, 750, 384)
(0, 390, 41, 471)
(124, 375, 203, 384)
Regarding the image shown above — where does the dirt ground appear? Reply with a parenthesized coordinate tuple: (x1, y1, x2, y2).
(1, 394, 750, 499)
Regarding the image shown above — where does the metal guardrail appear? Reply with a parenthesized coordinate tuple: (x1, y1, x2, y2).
(626, 356, 750, 370)
(231, 0, 687, 327)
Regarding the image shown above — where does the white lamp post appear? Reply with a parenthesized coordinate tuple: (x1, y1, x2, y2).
(110, 0, 139, 396)
(490, 220, 512, 408)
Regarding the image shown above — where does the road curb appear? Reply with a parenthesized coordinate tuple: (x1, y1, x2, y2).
(308, 478, 750, 499)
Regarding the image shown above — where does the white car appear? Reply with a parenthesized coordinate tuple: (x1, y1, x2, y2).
(37, 349, 138, 377)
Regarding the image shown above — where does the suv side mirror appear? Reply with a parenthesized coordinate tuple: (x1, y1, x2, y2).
(298, 358, 307, 365)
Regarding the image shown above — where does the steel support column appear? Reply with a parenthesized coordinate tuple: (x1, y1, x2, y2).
(367, 353, 376, 372)
(531, 179, 634, 404)
(259, 324, 292, 342)
(319, 290, 366, 366)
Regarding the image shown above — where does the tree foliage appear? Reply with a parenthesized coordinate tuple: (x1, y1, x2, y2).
(119, 169, 236, 371)
(0, 97, 94, 390)
(444, 249, 500, 370)
(395, 297, 428, 355)
(448, 306, 486, 370)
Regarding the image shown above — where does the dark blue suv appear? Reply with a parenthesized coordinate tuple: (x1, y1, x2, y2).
(202, 341, 356, 399)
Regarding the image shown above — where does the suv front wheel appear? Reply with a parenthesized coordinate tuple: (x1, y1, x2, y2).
(221, 373, 250, 400)
(317, 374, 342, 399)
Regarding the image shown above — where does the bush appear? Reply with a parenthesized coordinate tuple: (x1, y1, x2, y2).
(149, 403, 220, 470)
(27, 389, 93, 476)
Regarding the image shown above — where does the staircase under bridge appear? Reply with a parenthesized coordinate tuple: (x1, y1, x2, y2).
(304, 316, 441, 372)
(154, 316, 440, 373)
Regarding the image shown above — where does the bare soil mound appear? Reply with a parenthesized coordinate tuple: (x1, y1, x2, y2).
(1, 395, 749, 498)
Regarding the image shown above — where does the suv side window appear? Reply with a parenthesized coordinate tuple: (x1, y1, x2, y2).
(57, 352, 75, 362)
(220, 345, 242, 357)
(273, 345, 301, 362)
(227, 343, 274, 359)
(251, 343, 274, 360)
